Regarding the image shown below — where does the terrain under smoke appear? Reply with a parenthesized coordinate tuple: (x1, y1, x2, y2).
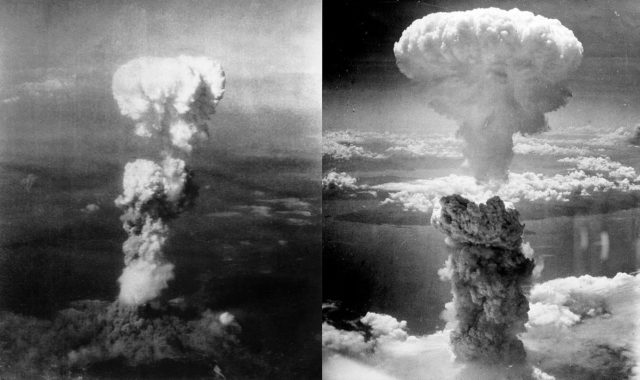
(394, 8, 583, 180)
(0, 299, 259, 379)
(112, 55, 225, 306)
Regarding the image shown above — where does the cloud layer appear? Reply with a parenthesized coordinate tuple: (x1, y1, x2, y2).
(372, 155, 640, 213)
(323, 272, 638, 379)
(323, 127, 632, 164)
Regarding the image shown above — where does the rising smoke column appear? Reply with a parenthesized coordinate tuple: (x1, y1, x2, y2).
(112, 56, 225, 305)
(431, 194, 534, 365)
(394, 8, 583, 180)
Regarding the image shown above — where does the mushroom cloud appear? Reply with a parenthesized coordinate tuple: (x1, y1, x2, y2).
(394, 8, 583, 180)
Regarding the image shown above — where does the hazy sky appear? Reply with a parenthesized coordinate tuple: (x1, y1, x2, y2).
(0, 0, 322, 113)
(0, 0, 321, 77)
(0, 0, 322, 160)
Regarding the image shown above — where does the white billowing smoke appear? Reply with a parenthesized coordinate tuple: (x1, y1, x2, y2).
(113, 56, 225, 306)
(118, 259, 174, 306)
(394, 8, 583, 180)
(114, 158, 194, 305)
(112, 55, 225, 152)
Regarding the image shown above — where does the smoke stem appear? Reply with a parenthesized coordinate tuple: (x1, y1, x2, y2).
(432, 194, 534, 364)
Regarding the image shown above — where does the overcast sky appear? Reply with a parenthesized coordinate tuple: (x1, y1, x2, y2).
(0, 0, 323, 126)
(0, 0, 321, 82)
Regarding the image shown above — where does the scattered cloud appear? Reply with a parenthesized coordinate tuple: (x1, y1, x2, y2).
(258, 197, 312, 211)
(81, 204, 100, 214)
(225, 197, 316, 225)
(232, 205, 273, 218)
(323, 139, 387, 160)
(323, 273, 638, 379)
(513, 134, 590, 156)
(323, 130, 460, 161)
(1, 96, 20, 104)
(382, 135, 462, 159)
(558, 156, 639, 181)
(285, 218, 313, 226)
(375, 156, 640, 213)
(323, 126, 638, 166)
(16, 69, 79, 99)
(323, 171, 359, 192)
(206, 211, 243, 218)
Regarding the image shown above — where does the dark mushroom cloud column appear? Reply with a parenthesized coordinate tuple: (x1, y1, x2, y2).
(432, 195, 534, 365)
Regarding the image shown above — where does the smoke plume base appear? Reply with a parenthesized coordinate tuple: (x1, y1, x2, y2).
(0, 299, 250, 379)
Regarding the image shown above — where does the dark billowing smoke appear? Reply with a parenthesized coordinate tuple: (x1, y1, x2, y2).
(0, 299, 257, 378)
(431, 195, 534, 365)
(394, 8, 583, 180)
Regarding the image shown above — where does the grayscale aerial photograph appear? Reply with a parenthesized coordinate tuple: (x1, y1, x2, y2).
(0, 0, 321, 379)
(2, 0, 640, 379)
(322, 1, 640, 379)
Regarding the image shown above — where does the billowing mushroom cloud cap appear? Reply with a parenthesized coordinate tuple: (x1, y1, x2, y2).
(394, 8, 582, 85)
(431, 194, 524, 250)
(112, 55, 225, 152)
(394, 8, 583, 179)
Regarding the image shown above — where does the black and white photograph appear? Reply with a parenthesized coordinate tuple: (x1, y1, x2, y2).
(323, 1, 639, 379)
(2, 0, 640, 379)
(0, 0, 321, 379)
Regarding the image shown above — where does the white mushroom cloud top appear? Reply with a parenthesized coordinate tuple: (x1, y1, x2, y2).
(393, 8, 583, 180)
(112, 55, 225, 152)
(394, 8, 583, 85)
